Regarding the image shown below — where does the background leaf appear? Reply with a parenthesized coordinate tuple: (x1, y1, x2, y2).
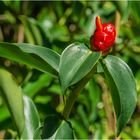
(23, 74, 53, 98)
(102, 55, 137, 135)
(0, 68, 24, 136)
(59, 42, 101, 93)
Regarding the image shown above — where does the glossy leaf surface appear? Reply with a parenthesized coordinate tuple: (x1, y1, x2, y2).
(21, 96, 40, 139)
(59, 42, 101, 93)
(102, 55, 137, 135)
(0, 42, 60, 77)
(54, 121, 74, 139)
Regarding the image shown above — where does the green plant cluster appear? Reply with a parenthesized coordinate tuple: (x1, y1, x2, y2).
(0, 1, 140, 139)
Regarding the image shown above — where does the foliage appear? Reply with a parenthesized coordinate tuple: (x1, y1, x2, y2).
(0, 1, 139, 139)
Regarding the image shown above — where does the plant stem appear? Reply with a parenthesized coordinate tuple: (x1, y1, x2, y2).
(62, 68, 96, 120)
(115, 10, 121, 36)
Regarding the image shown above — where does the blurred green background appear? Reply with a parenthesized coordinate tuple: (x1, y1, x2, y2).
(0, 1, 140, 139)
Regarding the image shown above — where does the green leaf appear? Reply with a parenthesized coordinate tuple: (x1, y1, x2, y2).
(70, 119, 88, 139)
(54, 121, 75, 139)
(33, 126, 42, 139)
(87, 78, 101, 121)
(41, 115, 61, 139)
(59, 42, 101, 93)
(41, 115, 75, 139)
(115, 0, 129, 19)
(27, 17, 43, 45)
(0, 69, 24, 136)
(23, 74, 53, 97)
(102, 55, 137, 135)
(21, 95, 40, 139)
(0, 106, 10, 122)
(0, 42, 60, 77)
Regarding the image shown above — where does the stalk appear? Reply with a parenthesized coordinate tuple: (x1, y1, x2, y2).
(62, 68, 96, 119)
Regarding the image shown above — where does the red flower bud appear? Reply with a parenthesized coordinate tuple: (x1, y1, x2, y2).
(90, 16, 116, 52)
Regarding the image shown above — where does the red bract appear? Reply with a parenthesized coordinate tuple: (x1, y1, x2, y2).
(90, 16, 116, 52)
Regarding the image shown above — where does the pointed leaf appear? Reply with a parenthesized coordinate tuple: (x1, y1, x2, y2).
(102, 55, 137, 135)
(15, 43, 60, 72)
(0, 42, 60, 77)
(59, 42, 101, 93)
(0, 69, 24, 136)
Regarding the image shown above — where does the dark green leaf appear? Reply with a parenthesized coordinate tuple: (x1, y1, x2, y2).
(41, 115, 61, 139)
(41, 115, 75, 139)
(21, 95, 40, 139)
(15, 43, 60, 72)
(102, 55, 137, 135)
(59, 42, 101, 93)
(0, 69, 24, 136)
(0, 42, 60, 77)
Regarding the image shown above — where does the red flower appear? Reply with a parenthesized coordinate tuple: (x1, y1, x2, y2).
(90, 16, 116, 52)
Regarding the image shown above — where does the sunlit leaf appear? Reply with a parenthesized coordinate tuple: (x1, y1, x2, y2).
(21, 96, 40, 139)
(59, 42, 101, 93)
